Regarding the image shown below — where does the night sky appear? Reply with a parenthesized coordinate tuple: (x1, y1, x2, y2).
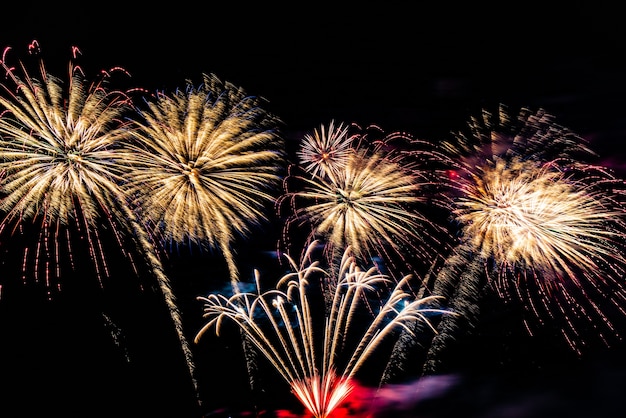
(3, 4, 626, 147)
(1, 3, 626, 418)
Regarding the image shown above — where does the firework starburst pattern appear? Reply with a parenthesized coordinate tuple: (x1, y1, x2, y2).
(124, 72, 285, 287)
(0, 44, 136, 290)
(443, 106, 626, 351)
(2, 43, 626, 417)
(278, 122, 453, 280)
(411, 105, 626, 377)
(296, 120, 354, 181)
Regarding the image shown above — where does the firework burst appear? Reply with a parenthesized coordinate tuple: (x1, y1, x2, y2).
(123, 72, 285, 287)
(421, 104, 626, 373)
(0, 43, 202, 402)
(0, 43, 138, 293)
(279, 123, 451, 280)
(296, 120, 354, 181)
(456, 157, 626, 279)
(195, 240, 451, 418)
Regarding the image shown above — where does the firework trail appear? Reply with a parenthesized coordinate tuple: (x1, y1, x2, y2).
(278, 122, 451, 283)
(420, 104, 626, 375)
(0, 43, 202, 402)
(195, 240, 452, 418)
(123, 72, 285, 398)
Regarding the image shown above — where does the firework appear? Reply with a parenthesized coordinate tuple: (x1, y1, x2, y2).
(123, 72, 285, 287)
(421, 105, 626, 374)
(123, 72, 284, 399)
(296, 120, 354, 181)
(195, 240, 451, 418)
(279, 123, 451, 280)
(455, 158, 626, 277)
(0, 44, 135, 289)
(0, 44, 201, 402)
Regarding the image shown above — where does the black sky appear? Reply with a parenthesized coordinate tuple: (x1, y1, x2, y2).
(3, 3, 626, 154)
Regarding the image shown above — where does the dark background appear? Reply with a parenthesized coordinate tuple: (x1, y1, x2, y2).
(1, 3, 626, 417)
(3, 3, 625, 152)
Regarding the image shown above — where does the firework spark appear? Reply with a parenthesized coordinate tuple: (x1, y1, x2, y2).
(456, 158, 626, 278)
(195, 241, 451, 418)
(422, 105, 626, 373)
(439, 104, 596, 164)
(0, 44, 135, 290)
(0, 43, 144, 294)
(296, 120, 354, 181)
(0, 44, 201, 402)
(279, 123, 450, 279)
(124, 72, 285, 287)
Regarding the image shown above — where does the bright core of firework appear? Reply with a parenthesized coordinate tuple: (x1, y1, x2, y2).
(439, 105, 626, 354)
(455, 157, 626, 282)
